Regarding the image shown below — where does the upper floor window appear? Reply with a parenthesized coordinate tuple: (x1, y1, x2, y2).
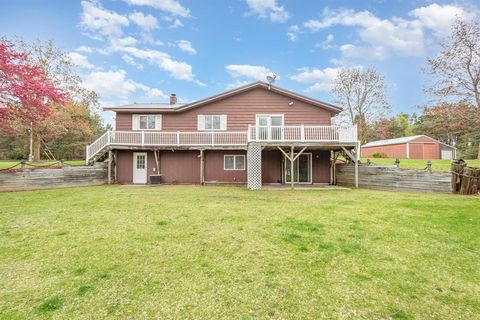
(132, 115, 162, 130)
(197, 115, 227, 131)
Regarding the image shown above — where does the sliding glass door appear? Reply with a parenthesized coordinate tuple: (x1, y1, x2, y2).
(284, 153, 312, 183)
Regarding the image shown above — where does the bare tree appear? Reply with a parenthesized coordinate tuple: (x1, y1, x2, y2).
(331, 67, 390, 143)
(425, 18, 480, 158)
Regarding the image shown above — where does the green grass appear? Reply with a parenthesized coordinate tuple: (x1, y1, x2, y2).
(361, 158, 480, 172)
(0, 160, 85, 170)
(0, 185, 479, 319)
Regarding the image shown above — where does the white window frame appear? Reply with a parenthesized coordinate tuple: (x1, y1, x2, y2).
(255, 114, 284, 127)
(132, 114, 162, 131)
(255, 114, 284, 141)
(224, 155, 246, 171)
(198, 115, 227, 131)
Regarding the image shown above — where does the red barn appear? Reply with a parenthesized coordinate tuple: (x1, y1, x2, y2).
(361, 135, 456, 160)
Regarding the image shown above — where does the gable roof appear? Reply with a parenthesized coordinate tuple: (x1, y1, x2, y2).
(104, 81, 342, 114)
(362, 135, 455, 149)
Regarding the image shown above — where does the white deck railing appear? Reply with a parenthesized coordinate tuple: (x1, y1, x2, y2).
(248, 125, 357, 143)
(86, 125, 358, 163)
(86, 130, 249, 163)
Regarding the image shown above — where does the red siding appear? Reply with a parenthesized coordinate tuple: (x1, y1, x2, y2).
(362, 135, 447, 159)
(262, 149, 330, 184)
(410, 136, 440, 159)
(116, 149, 330, 184)
(204, 150, 247, 183)
(116, 150, 158, 184)
(262, 150, 283, 183)
(116, 150, 199, 184)
(160, 150, 200, 183)
(361, 144, 407, 158)
(409, 143, 439, 159)
(312, 150, 331, 183)
(115, 87, 332, 131)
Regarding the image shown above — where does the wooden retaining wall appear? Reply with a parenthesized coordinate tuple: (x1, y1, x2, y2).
(0, 163, 107, 192)
(336, 164, 451, 193)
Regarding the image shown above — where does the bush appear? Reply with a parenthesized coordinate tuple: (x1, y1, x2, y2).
(372, 152, 387, 158)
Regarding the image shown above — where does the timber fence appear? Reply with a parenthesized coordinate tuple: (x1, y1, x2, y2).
(337, 164, 452, 193)
(0, 162, 107, 192)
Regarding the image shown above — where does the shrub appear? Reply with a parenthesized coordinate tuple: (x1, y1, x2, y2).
(372, 152, 387, 158)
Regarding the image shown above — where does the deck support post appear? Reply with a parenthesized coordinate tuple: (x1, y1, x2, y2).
(114, 150, 117, 183)
(107, 150, 112, 184)
(330, 150, 334, 185)
(200, 149, 205, 185)
(290, 146, 294, 190)
(154, 149, 160, 175)
(354, 145, 359, 188)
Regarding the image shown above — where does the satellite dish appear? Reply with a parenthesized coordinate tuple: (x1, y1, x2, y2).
(266, 75, 277, 84)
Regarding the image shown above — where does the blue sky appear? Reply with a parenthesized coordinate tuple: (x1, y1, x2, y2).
(1, 0, 479, 125)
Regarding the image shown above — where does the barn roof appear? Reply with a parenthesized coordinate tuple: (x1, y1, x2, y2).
(362, 135, 456, 149)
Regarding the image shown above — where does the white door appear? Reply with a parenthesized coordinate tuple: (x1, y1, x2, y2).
(441, 149, 453, 160)
(133, 152, 147, 184)
(256, 115, 284, 140)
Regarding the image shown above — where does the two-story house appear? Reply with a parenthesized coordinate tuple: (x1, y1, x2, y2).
(86, 81, 360, 189)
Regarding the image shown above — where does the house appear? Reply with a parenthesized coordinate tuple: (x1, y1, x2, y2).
(361, 135, 456, 160)
(86, 81, 360, 189)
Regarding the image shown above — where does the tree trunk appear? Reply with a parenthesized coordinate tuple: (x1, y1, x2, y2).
(477, 142, 480, 160)
(33, 133, 41, 162)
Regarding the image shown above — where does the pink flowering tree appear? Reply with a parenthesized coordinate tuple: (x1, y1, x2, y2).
(0, 40, 66, 133)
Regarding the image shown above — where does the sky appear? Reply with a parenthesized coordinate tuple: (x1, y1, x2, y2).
(1, 0, 479, 126)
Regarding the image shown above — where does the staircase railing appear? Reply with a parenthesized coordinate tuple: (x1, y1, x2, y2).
(85, 131, 110, 164)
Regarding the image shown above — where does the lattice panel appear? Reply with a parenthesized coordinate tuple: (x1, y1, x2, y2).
(247, 144, 262, 190)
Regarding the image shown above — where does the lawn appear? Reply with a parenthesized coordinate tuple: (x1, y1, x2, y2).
(0, 160, 85, 170)
(361, 157, 480, 172)
(0, 186, 479, 319)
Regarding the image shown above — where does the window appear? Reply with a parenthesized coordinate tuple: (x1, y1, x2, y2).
(256, 114, 284, 140)
(132, 115, 161, 130)
(198, 115, 227, 131)
(136, 154, 146, 169)
(224, 155, 245, 170)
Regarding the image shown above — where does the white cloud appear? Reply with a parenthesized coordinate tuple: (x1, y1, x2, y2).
(303, 4, 477, 60)
(290, 67, 341, 93)
(315, 33, 334, 49)
(109, 41, 203, 85)
(108, 36, 139, 50)
(340, 44, 389, 60)
(146, 88, 168, 99)
(176, 40, 196, 55)
(82, 70, 140, 98)
(409, 3, 470, 37)
(168, 18, 184, 28)
(304, 8, 424, 58)
(76, 45, 94, 53)
(226, 80, 252, 90)
(80, 0, 129, 38)
(129, 11, 158, 31)
(245, 0, 290, 23)
(287, 25, 300, 42)
(226, 64, 275, 81)
(68, 52, 94, 69)
(122, 54, 144, 70)
(124, 0, 190, 17)
(82, 69, 167, 100)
